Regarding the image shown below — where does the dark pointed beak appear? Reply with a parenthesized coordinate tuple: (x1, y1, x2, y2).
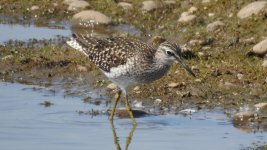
(175, 55, 196, 77)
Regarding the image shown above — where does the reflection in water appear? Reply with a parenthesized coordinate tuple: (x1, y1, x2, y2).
(110, 120, 137, 150)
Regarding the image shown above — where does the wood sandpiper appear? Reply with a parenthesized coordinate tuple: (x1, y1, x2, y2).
(67, 34, 195, 124)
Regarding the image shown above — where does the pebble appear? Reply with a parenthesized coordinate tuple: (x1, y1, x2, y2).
(237, 73, 244, 80)
(118, 2, 133, 10)
(1, 55, 14, 60)
(72, 10, 111, 24)
(68, 0, 90, 11)
(167, 82, 185, 88)
(252, 39, 267, 56)
(133, 100, 144, 108)
(206, 21, 225, 32)
(188, 6, 198, 14)
(208, 13, 215, 17)
(202, 0, 210, 4)
(262, 60, 267, 67)
(189, 39, 203, 46)
(114, 108, 148, 118)
(163, 0, 176, 5)
(154, 98, 162, 105)
(233, 111, 255, 125)
(179, 109, 197, 115)
(237, 1, 267, 19)
(178, 13, 196, 23)
(77, 65, 87, 72)
(31, 5, 39, 11)
(106, 83, 118, 90)
(254, 102, 267, 112)
(63, 0, 76, 5)
(142, 0, 159, 12)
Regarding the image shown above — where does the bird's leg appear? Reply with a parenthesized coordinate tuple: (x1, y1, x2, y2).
(125, 95, 137, 125)
(109, 90, 122, 122)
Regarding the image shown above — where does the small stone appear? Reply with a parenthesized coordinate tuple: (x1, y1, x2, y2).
(167, 82, 185, 88)
(195, 79, 202, 82)
(142, 0, 159, 12)
(118, 2, 133, 10)
(63, 0, 76, 5)
(179, 109, 197, 115)
(241, 37, 255, 44)
(154, 99, 162, 105)
(133, 86, 140, 91)
(31, 5, 39, 11)
(206, 21, 225, 32)
(208, 13, 215, 17)
(202, 0, 210, 4)
(1, 55, 14, 60)
(178, 12, 196, 23)
(262, 60, 267, 67)
(72, 10, 111, 24)
(106, 83, 118, 90)
(77, 65, 87, 72)
(189, 39, 203, 46)
(68, 0, 90, 11)
(237, 73, 244, 80)
(114, 108, 148, 118)
(252, 39, 267, 56)
(133, 100, 144, 108)
(254, 103, 267, 112)
(237, 1, 267, 19)
(163, 0, 176, 5)
(233, 111, 255, 125)
(188, 6, 198, 14)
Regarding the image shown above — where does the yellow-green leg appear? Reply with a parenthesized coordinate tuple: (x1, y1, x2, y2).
(109, 90, 122, 121)
(125, 95, 137, 125)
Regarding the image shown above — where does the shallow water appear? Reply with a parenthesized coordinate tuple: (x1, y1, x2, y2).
(0, 24, 71, 44)
(0, 82, 266, 150)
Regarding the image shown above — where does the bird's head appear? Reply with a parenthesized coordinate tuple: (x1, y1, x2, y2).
(156, 41, 196, 77)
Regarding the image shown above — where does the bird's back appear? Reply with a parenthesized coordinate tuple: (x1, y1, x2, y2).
(67, 34, 156, 73)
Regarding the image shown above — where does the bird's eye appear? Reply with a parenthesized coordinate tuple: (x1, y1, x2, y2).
(166, 51, 174, 56)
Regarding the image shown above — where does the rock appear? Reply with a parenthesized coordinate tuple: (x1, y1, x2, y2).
(114, 108, 148, 118)
(202, 0, 210, 4)
(68, 0, 90, 11)
(1, 55, 14, 60)
(189, 39, 203, 46)
(262, 60, 267, 67)
(233, 111, 255, 125)
(179, 109, 197, 115)
(167, 82, 185, 88)
(237, 1, 267, 19)
(255, 103, 267, 113)
(154, 99, 162, 105)
(241, 37, 255, 44)
(63, 0, 76, 5)
(188, 6, 198, 14)
(77, 65, 87, 72)
(208, 13, 215, 17)
(163, 0, 176, 5)
(252, 39, 267, 56)
(142, 0, 159, 12)
(72, 10, 111, 24)
(206, 21, 225, 32)
(133, 100, 144, 108)
(133, 86, 140, 91)
(178, 12, 196, 23)
(106, 83, 118, 90)
(118, 2, 133, 10)
(237, 73, 244, 80)
(31, 5, 39, 11)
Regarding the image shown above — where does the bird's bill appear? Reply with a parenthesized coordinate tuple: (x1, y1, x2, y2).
(175, 56, 196, 77)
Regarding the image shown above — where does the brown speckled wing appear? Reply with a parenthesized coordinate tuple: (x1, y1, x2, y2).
(72, 34, 156, 72)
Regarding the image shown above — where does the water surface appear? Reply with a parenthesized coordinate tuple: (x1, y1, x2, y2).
(0, 82, 266, 150)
